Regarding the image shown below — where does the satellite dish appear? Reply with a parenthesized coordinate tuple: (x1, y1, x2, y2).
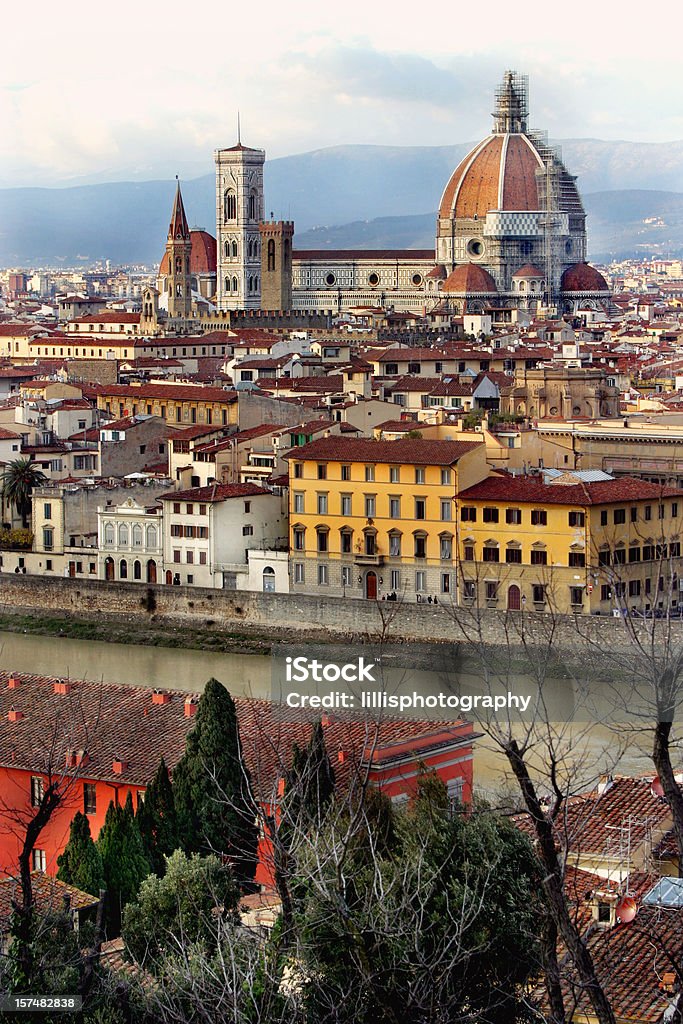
(651, 776, 665, 799)
(616, 896, 637, 924)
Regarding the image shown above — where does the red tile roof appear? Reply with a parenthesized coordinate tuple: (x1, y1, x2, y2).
(459, 475, 683, 505)
(98, 384, 238, 403)
(72, 312, 140, 324)
(159, 482, 270, 502)
(284, 436, 482, 466)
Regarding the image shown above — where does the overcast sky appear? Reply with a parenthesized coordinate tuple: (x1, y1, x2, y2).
(2, 0, 681, 188)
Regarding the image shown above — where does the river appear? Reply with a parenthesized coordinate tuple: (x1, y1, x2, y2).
(0, 631, 655, 798)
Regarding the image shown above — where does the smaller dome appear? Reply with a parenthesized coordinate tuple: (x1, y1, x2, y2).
(159, 229, 217, 276)
(443, 263, 497, 294)
(512, 264, 544, 279)
(561, 263, 609, 292)
(426, 264, 447, 280)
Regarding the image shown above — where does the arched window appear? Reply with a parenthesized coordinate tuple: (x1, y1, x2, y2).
(232, 240, 238, 257)
(175, 256, 182, 274)
(104, 523, 114, 546)
(224, 277, 230, 292)
(224, 241, 229, 258)
(132, 524, 142, 547)
(267, 239, 276, 272)
(262, 566, 275, 593)
(389, 530, 401, 557)
(133, 560, 142, 580)
(119, 559, 128, 579)
(224, 189, 236, 222)
(248, 190, 256, 220)
(146, 525, 158, 548)
(232, 276, 238, 293)
(118, 523, 129, 546)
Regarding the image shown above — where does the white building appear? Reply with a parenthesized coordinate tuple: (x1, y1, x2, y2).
(98, 497, 163, 584)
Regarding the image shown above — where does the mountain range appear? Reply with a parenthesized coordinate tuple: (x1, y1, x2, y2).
(1, 141, 682, 267)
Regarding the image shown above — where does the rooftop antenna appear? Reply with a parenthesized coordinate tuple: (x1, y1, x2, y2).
(237, 111, 241, 145)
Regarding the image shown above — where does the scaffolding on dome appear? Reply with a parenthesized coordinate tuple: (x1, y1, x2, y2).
(493, 71, 529, 133)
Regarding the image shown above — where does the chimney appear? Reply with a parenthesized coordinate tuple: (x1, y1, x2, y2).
(660, 973, 677, 994)
(112, 757, 129, 774)
(53, 679, 72, 696)
(597, 774, 614, 796)
(7, 707, 23, 722)
(321, 713, 331, 727)
(277, 777, 286, 797)
(337, 747, 346, 764)
(7, 675, 20, 690)
(152, 689, 170, 705)
(65, 749, 77, 768)
(184, 697, 198, 718)
(75, 750, 89, 768)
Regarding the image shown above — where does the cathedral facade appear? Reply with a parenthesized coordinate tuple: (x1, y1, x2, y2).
(157, 72, 611, 324)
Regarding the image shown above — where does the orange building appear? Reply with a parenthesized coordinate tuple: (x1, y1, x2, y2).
(0, 673, 476, 889)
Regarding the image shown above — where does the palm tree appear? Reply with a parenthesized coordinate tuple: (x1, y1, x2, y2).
(1, 458, 47, 528)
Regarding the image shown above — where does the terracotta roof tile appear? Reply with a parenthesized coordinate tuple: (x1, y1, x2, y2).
(284, 436, 481, 466)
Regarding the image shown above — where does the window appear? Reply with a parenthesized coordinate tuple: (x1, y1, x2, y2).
(173, 550, 181, 563)
(390, 467, 401, 483)
(569, 511, 585, 527)
(415, 468, 425, 484)
(317, 464, 327, 480)
(506, 546, 522, 563)
(461, 507, 477, 522)
(186, 551, 194, 564)
(659, 504, 665, 520)
(483, 507, 499, 524)
(317, 529, 328, 553)
(294, 493, 304, 514)
(390, 569, 401, 590)
(570, 587, 584, 606)
(613, 508, 626, 525)
(531, 509, 547, 526)
(673, 503, 679, 518)
(440, 535, 452, 560)
(463, 545, 475, 561)
(43, 503, 52, 520)
(173, 502, 181, 514)
(441, 468, 452, 485)
(199, 504, 207, 516)
(569, 551, 586, 568)
(293, 463, 303, 479)
(643, 545, 655, 561)
(242, 525, 254, 536)
(317, 494, 328, 515)
(414, 534, 427, 559)
(389, 533, 401, 557)
(600, 510, 608, 526)
(532, 584, 546, 604)
(483, 545, 499, 563)
(31, 776, 44, 807)
(598, 549, 611, 566)
(132, 524, 142, 547)
(365, 495, 376, 518)
(390, 497, 401, 518)
(293, 528, 305, 551)
(485, 581, 498, 601)
(415, 571, 426, 592)
(318, 564, 329, 585)
(671, 542, 681, 557)
(294, 563, 305, 583)
(645, 505, 652, 522)
(631, 507, 638, 523)
(341, 530, 353, 554)
(32, 849, 46, 872)
(629, 545, 641, 563)
(341, 464, 351, 481)
(186, 504, 194, 515)
(415, 499, 426, 520)
(341, 494, 352, 516)
(244, 501, 251, 514)
(84, 783, 97, 815)
(506, 508, 522, 525)
(46, 560, 52, 571)
(530, 549, 547, 565)
(463, 580, 476, 599)
(42, 527, 53, 551)
(613, 548, 626, 565)
(341, 565, 352, 586)
(364, 465, 375, 482)
(441, 573, 452, 594)
(440, 500, 452, 521)
(629, 579, 641, 597)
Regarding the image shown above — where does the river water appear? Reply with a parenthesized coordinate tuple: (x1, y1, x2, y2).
(0, 631, 655, 798)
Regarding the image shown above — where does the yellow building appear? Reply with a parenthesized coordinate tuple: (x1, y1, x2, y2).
(95, 383, 239, 428)
(456, 471, 683, 615)
(285, 436, 488, 600)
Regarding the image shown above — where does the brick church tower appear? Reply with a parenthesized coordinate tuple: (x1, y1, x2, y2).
(165, 179, 193, 322)
(259, 220, 294, 310)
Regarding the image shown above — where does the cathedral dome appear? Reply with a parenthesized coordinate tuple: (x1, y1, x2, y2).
(512, 264, 544, 279)
(439, 134, 544, 221)
(159, 229, 217, 276)
(561, 263, 609, 292)
(442, 263, 497, 293)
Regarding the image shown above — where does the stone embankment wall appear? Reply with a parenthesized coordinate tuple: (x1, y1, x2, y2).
(0, 575, 677, 652)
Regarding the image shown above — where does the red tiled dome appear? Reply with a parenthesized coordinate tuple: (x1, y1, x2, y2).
(561, 263, 609, 292)
(512, 263, 544, 278)
(439, 134, 544, 220)
(442, 263, 497, 293)
(159, 230, 217, 276)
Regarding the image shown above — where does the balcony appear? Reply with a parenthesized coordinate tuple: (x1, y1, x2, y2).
(354, 552, 384, 566)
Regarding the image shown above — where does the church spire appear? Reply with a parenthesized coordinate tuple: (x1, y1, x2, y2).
(493, 70, 528, 134)
(168, 176, 191, 241)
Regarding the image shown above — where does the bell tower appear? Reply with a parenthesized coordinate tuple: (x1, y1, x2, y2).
(259, 220, 294, 310)
(166, 179, 193, 322)
(215, 140, 265, 311)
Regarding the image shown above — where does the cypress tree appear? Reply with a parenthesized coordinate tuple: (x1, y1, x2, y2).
(56, 812, 104, 897)
(136, 757, 180, 876)
(97, 794, 150, 934)
(286, 720, 335, 826)
(172, 678, 257, 885)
